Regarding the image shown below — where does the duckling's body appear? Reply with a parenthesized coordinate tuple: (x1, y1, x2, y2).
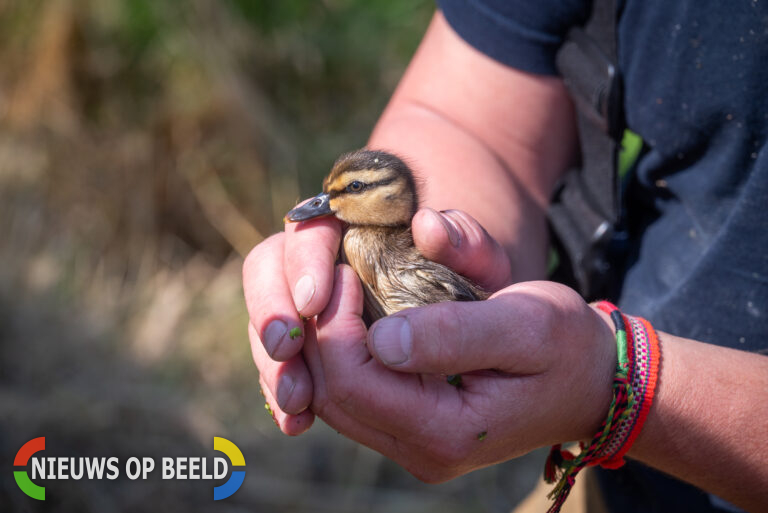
(342, 224, 486, 322)
(286, 149, 487, 323)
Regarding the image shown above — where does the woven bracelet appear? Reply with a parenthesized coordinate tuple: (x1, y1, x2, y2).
(543, 301, 660, 513)
(594, 303, 661, 468)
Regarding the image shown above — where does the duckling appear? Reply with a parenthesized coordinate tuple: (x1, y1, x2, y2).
(285, 149, 488, 324)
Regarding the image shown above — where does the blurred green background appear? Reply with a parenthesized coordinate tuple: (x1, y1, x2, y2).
(0, 1, 541, 511)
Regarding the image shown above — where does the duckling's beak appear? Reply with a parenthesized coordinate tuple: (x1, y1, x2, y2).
(284, 192, 333, 222)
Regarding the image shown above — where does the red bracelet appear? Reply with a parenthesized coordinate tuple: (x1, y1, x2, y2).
(543, 301, 661, 513)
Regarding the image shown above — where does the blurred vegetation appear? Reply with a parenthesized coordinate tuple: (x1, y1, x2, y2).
(0, 1, 541, 511)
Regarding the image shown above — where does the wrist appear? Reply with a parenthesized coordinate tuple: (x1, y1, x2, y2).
(578, 304, 619, 441)
(545, 302, 662, 512)
(593, 306, 661, 468)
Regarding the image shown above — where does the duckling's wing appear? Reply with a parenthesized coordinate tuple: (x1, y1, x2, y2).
(351, 251, 473, 320)
(391, 259, 488, 305)
(361, 284, 388, 324)
(341, 225, 487, 323)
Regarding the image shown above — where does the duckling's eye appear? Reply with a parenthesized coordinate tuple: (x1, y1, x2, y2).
(346, 181, 364, 193)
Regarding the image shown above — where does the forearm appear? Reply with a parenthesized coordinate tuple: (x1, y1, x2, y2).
(624, 333, 768, 511)
(369, 11, 578, 282)
(370, 104, 551, 281)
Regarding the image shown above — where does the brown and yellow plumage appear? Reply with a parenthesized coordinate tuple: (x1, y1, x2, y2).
(285, 149, 487, 323)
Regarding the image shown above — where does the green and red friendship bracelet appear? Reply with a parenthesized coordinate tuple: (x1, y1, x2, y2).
(544, 301, 661, 513)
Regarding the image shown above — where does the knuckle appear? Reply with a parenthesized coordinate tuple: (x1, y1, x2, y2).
(433, 302, 461, 341)
(430, 303, 469, 368)
(286, 222, 338, 256)
(244, 233, 283, 274)
(517, 293, 557, 338)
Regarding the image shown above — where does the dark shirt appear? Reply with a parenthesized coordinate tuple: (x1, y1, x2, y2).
(438, 0, 768, 511)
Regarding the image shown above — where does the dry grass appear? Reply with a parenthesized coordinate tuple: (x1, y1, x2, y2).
(0, 1, 542, 511)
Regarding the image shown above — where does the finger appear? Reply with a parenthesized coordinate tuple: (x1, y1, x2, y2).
(314, 264, 369, 366)
(312, 265, 470, 442)
(243, 233, 305, 361)
(366, 281, 585, 375)
(283, 206, 342, 317)
(303, 307, 457, 478)
(249, 322, 313, 416)
(412, 208, 512, 292)
(259, 374, 315, 436)
(301, 314, 402, 454)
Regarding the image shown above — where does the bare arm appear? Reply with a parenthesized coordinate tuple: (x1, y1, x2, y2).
(334, 10, 768, 510)
(369, 11, 579, 281)
(628, 332, 768, 511)
(245, 10, 768, 510)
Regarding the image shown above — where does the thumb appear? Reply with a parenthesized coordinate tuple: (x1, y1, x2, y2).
(412, 208, 512, 292)
(365, 286, 560, 376)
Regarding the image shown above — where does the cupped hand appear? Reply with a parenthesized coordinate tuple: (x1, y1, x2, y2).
(304, 269, 617, 482)
(243, 213, 341, 435)
(243, 207, 511, 435)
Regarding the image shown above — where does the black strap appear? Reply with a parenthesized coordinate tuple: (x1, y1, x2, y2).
(549, 0, 625, 299)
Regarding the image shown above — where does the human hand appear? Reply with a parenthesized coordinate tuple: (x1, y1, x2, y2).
(243, 207, 512, 435)
(303, 270, 616, 482)
(242, 211, 341, 435)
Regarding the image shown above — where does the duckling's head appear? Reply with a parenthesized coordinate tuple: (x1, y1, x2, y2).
(285, 149, 418, 226)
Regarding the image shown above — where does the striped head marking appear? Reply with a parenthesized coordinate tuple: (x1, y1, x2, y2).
(321, 150, 418, 226)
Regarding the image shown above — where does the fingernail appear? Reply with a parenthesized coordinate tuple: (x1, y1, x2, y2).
(263, 320, 288, 356)
(276, 374, 295, 409)
(294, 275, 316, 313)
(372, 317, 412, 365)
(436, 211, 460, 247)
